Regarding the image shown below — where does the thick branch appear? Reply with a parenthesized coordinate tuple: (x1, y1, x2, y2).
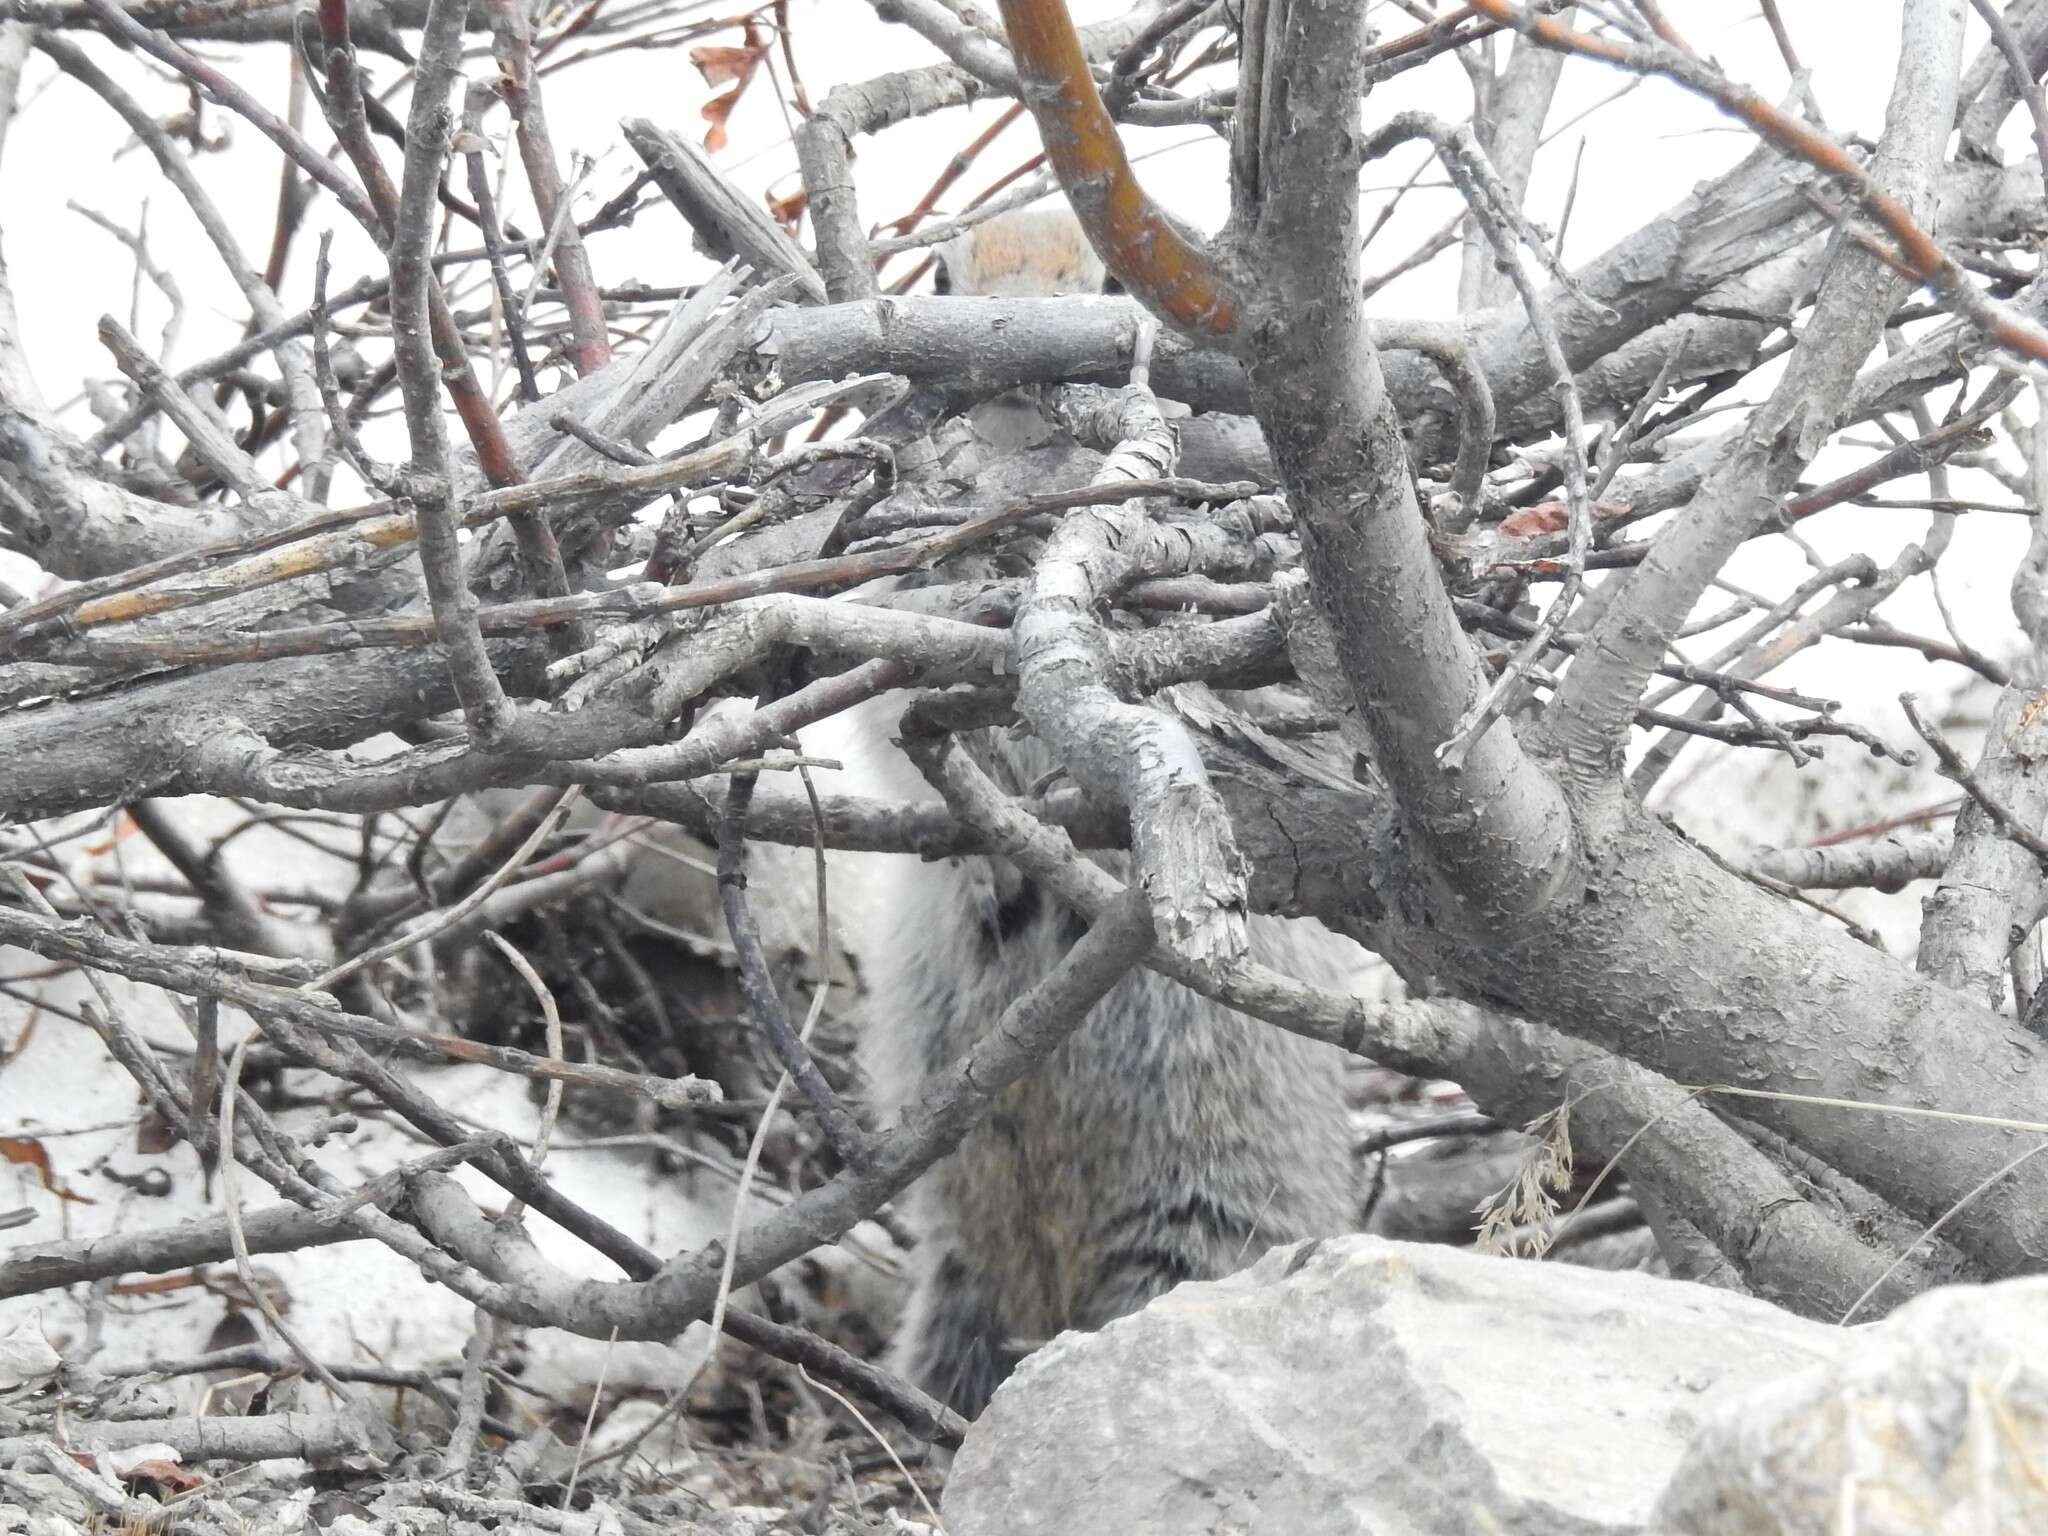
(1013, 386, 1251, 962)
(1916, 682, 2048, 1005)
(1238, 0, 1574, 920)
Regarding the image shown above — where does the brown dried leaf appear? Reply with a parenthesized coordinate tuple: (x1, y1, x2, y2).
(120, 1458, 206, 1495)
(1498, 502, 1569, 538)
(0, 1135, 94, 1204)
(691, 22, 768, 150)
(690, 42, 763, 87)
(701, 87, 742, 152)
(1, 1005, 36, 1064)
(81, 808, 137, 858)
(1496, 499, 1633, 539)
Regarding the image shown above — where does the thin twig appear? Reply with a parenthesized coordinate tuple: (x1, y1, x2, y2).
(715, 771, 867, 1166)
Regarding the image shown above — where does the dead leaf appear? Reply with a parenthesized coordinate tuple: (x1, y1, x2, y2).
(1, 1004, 34, 1064)
(0, 1136, 94, 1204)
(691, 23, 768, 151)
(690, 42, 762, 87)
(81, 809, 137, 858)
(2017, 687, 2048, 737)
(701, 90, 740, 152)
(1496, 499, 1632, 539)
(114, 1455, 204, 1496)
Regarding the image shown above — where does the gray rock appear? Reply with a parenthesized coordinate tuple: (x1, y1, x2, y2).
(941, 1234, 1841, 1536)
(1655, 1275, 2048, 1535)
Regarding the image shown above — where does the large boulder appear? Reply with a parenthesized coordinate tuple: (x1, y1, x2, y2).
(942, 1235, 1843, 1536)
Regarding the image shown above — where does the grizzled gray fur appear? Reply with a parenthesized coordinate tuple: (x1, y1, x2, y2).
(836, 704, 1359, 1418)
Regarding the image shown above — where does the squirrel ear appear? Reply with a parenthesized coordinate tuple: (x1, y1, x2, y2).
(933, 261, 954, 295)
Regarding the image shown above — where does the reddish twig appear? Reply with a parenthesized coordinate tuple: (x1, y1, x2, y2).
(488, 0, 611, 377)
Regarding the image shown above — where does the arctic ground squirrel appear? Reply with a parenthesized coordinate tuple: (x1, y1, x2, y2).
(840, 206, 1359, 1419)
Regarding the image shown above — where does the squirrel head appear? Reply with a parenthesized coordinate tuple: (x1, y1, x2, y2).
(935, 207, 1109, 297)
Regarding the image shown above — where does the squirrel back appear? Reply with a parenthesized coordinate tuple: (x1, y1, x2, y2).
(825, 697, 1359, 1419)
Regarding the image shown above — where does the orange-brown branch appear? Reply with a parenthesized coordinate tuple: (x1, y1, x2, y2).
(993, 0, 1239, 336)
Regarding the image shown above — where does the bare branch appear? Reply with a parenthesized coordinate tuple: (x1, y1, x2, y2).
(717, 771, 868, 1165)
(1750, 832, 1953, 892)
(386, 0, 512, 739)
(1915, 676, 2048, 1005)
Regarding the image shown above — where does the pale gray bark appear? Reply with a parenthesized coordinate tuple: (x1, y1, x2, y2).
(1751, 832, 1953, 891)
(1233, 0, 1574, 920)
